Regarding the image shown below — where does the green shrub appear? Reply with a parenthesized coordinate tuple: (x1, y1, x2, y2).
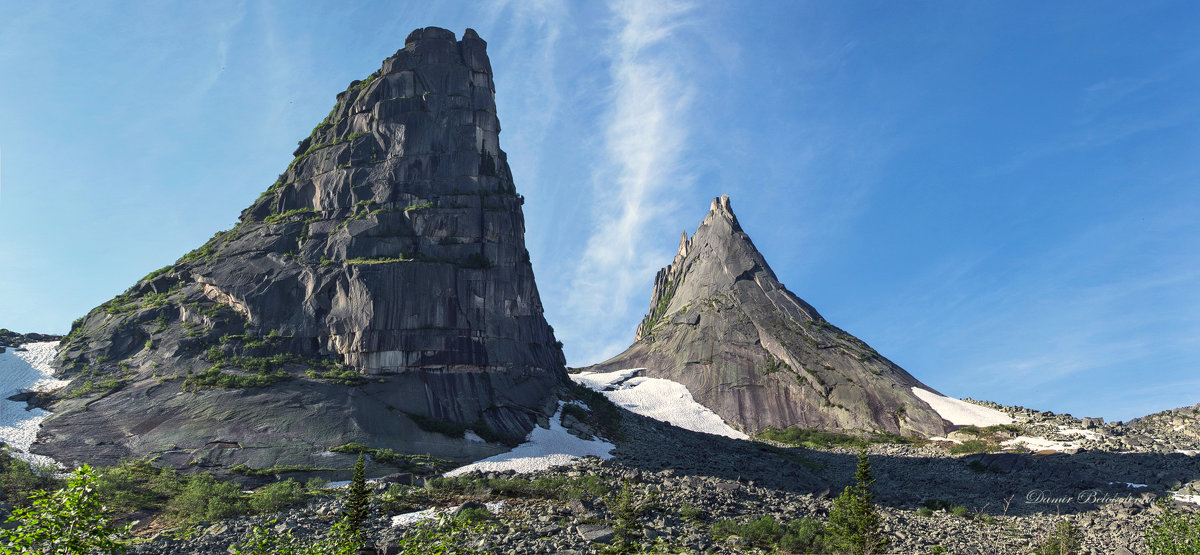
(712, 515, 781, 546)
(455, 506, 493, 524)
(780, 518, 830, 553)
(425, 473, 608, 502)
(346, 255, 412, 265)
(711, 515, 828, 552)
(917, 507, 934, 517)
(0, 465, 130, 554)
(264, 208, 317, 225)
(757, 426, 865, 449)
(403, 201, 434, 212)
(231, 520, 304, 555)
(570, 384, 625, 441)
(183, 368, 289, 390)
(388, 516, 486, 554)
(250, 479, 308, 513)
(165, 473, 247, 523)
(1033, 519, 1081, 555)
(1145, 494, 1200, 554)
(93, 459, 186, 516)
(328, 443, 451, 474)
(560, 403, 590, 424)
(679, 504, 704, 521)
(0, 450, 60, 505)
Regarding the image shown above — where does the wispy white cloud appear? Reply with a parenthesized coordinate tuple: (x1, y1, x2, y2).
(557, 0, 698, 365)
(188, 4, 248, 104)
(482, 0, 567, 199)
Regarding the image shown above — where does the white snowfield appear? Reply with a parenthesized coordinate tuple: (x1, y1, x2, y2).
(911, 387, 1014, 427)
(571, 368, 749, 440)
(1057, 426, 1101, 441)
(0, 342, 67, 466)
(443, 402, 614, 477)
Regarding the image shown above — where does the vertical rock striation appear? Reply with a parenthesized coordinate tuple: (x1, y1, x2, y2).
(35, 28, 567, 474)
(588, 195, 950, 438)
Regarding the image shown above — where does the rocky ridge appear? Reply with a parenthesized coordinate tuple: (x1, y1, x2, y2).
(0, 329, 61, 353)
(965, 399, 1200, 456)
(588, 195, 950, 438)
(34, 27, 565, 476)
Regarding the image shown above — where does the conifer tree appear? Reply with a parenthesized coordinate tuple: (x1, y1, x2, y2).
(345, 453, 369, 543)
(827, 447, 888, 554)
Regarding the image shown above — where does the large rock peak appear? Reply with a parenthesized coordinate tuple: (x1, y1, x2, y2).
(39, 28, 566, 474)
(595, 195, 950, 438)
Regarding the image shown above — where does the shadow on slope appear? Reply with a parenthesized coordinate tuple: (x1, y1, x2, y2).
(606, 405, 1200, 517)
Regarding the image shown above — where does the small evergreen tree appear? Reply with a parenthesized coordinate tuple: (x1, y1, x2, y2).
(345, 453, 370, 545)
(604, 479, 656, 555)
(0, 464, 131, 554)
(827, 447, 888, 554)
(1033, 519, 1081, 555)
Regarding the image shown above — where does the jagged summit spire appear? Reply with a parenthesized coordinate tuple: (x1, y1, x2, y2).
(595, 196, 950, 438)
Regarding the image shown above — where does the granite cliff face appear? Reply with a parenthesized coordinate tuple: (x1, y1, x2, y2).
(35, 27, 566, 474)
(588, 196, 950, 438)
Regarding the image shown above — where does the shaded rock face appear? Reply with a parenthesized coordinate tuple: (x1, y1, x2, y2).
(35, 27, 567, 474)
(588, 196, 949, 438)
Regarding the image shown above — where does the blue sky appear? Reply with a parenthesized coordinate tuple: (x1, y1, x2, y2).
(1, 1, 1196, 421)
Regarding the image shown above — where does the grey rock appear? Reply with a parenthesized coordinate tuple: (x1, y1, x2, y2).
(576, 524, 615, 543)
(587, 195, 948, 438)
(34, 27, 566, 476)
(0, 330, 62, 349)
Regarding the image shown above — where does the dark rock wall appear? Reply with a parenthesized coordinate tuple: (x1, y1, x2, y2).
(590, 195, 949, 438)
(36, 27, 566, 474)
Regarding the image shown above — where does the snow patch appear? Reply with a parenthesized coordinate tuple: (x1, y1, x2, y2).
(928, 436, 963, 445)
(390, 501, 505, 527)
(463, 430, 486, 444)
(571, 369, 748, 439)
(1108, 482, 1148, 488)
(443, 402, 614, 477)
(570, 368, 641, 391)
(1174, 493, 1200, 506)
(911, 387, 1013, 427)
(0, 342, 68, 467)
(1002, 436, 1080, 452)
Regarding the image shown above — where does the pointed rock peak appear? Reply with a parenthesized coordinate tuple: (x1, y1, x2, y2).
(40, 28, 565, 474)
(598, 197, 950, 439)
